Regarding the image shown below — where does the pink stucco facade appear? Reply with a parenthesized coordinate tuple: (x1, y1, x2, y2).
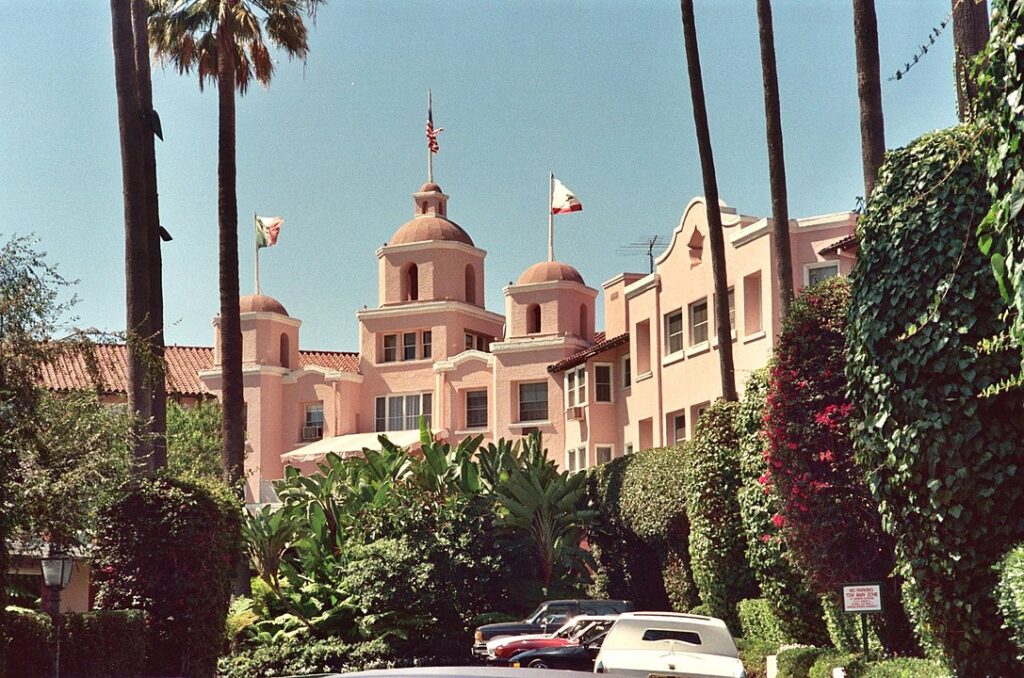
(198, 184, 855, 502)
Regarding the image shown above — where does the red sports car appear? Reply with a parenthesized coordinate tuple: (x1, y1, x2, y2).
(488, 616, 618, 662)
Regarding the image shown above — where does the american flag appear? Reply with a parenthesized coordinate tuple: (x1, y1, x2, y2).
(426, 104, 443, 154)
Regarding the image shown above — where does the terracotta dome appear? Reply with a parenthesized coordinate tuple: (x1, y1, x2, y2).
(239, 294, 289, 316)
(390, 215, 474, 246)
(516, 261, 585, 285)
(418, 182, 443, 193)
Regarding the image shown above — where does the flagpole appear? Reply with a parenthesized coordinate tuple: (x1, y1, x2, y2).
(254, 212, 261, 295)
(548, 172, 554, 262)
(427, 89, 433, 184)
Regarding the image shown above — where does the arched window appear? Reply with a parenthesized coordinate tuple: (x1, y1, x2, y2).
(527, 303, 541, 334)
(579, 304, 588, 339)
(465, 265, 477, 304)
(420, 201, 427, 214)
(279, 333, 290, 368)
(402, 262, 419, 301)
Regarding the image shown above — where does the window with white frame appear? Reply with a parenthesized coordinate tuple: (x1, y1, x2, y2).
(519, 382, 548, 422)
(466, 389, 488, 429)
(375, 392, 433, 432)
(595, 364, 612, 402)
(672, 413, 686, 444)
(689, 299, 709, 346)
(574, 447, 588, 472)
(807, 262, 840, 287)
(565, 366, 587, 407)
(743, 272, 763, 335)
(382, 334, 398, 362)
(422, 330, 432, 359)
(465, 332, 474, 351)
(565, 449, 576, 473)
(622, 356, 631, 388)
(402, 332, 417, 361)
(665, 310, 684, 354)
(710, 289, 736, 338)
(596, 445, 612, 465)
(625, 443, 634, 456)
(303, 403, 324, 440)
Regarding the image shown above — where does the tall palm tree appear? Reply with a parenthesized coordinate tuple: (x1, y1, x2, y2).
(952, 0, 990, 121)
(110, 0, 155, 471)
(852, 0, 885, 199)
(679, 0, 737, 402)
(148, 0, 324, 492)
(756, 0, 794, 317)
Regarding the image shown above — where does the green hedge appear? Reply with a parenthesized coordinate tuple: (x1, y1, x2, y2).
(738, 598, 787, 647)
(683, 400, 757, 634)
(808, 651, 862, 678)
(2, 606, 52, 678)
(846, 124, 1024, 674)
(93, 475, 240, 678)
(777, 646, 831, 678)
(736, 637, 777, 678)
(736, 369, 827, 646)
(996, 544, 1024, 661)
(587, 448, 697, 611)
(856, 658, 951, 678)
(62, 610, 146, 678)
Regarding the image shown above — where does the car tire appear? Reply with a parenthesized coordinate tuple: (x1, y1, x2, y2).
(527, 659, 549, 669)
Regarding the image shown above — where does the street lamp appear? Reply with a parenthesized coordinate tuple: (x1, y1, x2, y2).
(39, 546, 73, 678)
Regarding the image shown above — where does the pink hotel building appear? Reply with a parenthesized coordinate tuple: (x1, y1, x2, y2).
(45, 179, 857, 504)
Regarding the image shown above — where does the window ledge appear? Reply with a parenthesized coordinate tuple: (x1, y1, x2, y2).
(620, 385, 632, 392)
(376, 358, 433, 367)
(743, 330, 767, 344)
(456, 428, 490, 436)
(511, 420, 551, 428)
(662, 351, 685, 367)
(685, 342, 711, 358)
(636, 371, 654, 383)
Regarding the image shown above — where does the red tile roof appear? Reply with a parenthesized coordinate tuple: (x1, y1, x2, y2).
(39, 344, 359, 397)
(819, 233, 858, 255)
(548, 331, 628, 373)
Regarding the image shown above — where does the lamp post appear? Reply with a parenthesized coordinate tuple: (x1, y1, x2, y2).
(40, 546, 73, 678)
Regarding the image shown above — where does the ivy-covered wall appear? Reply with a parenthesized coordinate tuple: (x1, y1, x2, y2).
(846, 124, 1024, 674)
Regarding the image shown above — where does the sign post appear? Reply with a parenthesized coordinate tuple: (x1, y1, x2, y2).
(840, 582, 884, 658)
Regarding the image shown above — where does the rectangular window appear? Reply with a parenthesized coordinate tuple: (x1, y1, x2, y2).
(596, 446, 612, 465)
(625, 443, 634, 456)
(622, 356, 631, 388)
(576, 447, 588, 472)
(422, 330, 432, 359)
(636, 320, 651, 375)
(477, 335, 488, 352)
(595, 364, 612, 402)
(743, 271, 763, 335)
(728, 288, 735, 332)
(402, 332, 417, 361)
(466, 390, 488, 428)
(665, 310, 684, 354)
(465, 333, 474, 351)
(382, 334, 397, 362)
(673, 413, 686, 444)
(565, 366, 587, 407)
(807, 262, 840, 287)
(422, 392, 432, 428)
(519, 382, 548, 422)
(565, 449, 576, 473)
(375, 393, 433, 432)
(303, 403, 324, 440)
(689, 299, 709, 346)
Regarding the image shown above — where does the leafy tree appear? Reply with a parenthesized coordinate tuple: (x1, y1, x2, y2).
(167, 398, 223, 481)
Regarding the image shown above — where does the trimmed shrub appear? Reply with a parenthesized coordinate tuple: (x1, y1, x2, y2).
(996, 544, 1024, 661)
(93, 475, 240, 678)
(846, 124, 1024, 674)
(736, 369, 828, 646)
(2, 606, 52, 678)
(767, 277, 913, 654)
(738, 598, 787, 647)
(62, 610, 146, 678)
(777, 646, 831, 678)
(682, 400, 757, 634)
(689, 603, 711, 617)
(808, 651, 862, 678)
(736, 636, 778, 678)
(856, 658, 951, 678)
(587, 447, 698, 611)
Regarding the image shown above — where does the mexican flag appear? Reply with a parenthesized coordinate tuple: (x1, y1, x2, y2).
(255, 215, 284, 249)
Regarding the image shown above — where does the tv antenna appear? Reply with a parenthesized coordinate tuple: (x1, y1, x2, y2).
(616, 235, 664, 274)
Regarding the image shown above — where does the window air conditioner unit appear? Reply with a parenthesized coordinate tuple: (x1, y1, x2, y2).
(566, 406, 585, 421)
(302, 425, 323, 441)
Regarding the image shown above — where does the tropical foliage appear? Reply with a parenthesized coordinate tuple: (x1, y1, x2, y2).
(846, 124, 1024, 673)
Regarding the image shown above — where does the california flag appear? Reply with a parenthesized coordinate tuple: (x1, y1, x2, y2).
(551, 177, 582, 214)
(255, 215, 284, 249)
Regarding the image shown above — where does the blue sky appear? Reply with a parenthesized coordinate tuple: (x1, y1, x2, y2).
(1, 1, 960, 351)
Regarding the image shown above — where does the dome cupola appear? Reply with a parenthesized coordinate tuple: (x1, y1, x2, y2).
(516, 261, 585, 286)
(389, 182, 474, 246)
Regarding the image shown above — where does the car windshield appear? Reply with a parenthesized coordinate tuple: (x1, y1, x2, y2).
(554, 618, 583, 638)
(576, 622, 612, 644)
(524, 604, 547, 624)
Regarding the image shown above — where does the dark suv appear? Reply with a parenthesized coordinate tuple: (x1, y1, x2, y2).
(471, 599, 633, 658)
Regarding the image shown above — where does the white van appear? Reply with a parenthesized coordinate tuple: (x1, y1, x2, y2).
(593, 611, 746, 678)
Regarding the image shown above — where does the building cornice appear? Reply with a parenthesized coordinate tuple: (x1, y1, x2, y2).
(357, 300, 504, 325)
(624, 273, 660, 300)
(433, 350, 496, 373)
(491, 335, 589, 355)
(502, 280, 598, 298)
(602, 272, 646, 290)
(283, 365, 363, 384)
(376, 239, 486, 259)
(656, 196, 744, 267)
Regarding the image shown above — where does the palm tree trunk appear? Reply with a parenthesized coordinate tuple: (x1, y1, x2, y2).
(131, 0, 167, 468)
(679, 0, 737, 402)
(756, 0, 794, 317)
(217, 9, 251, 597)
(110, 0, 153, 471)
(852, 0, 885, 200)
(952, 0, 990, 121)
